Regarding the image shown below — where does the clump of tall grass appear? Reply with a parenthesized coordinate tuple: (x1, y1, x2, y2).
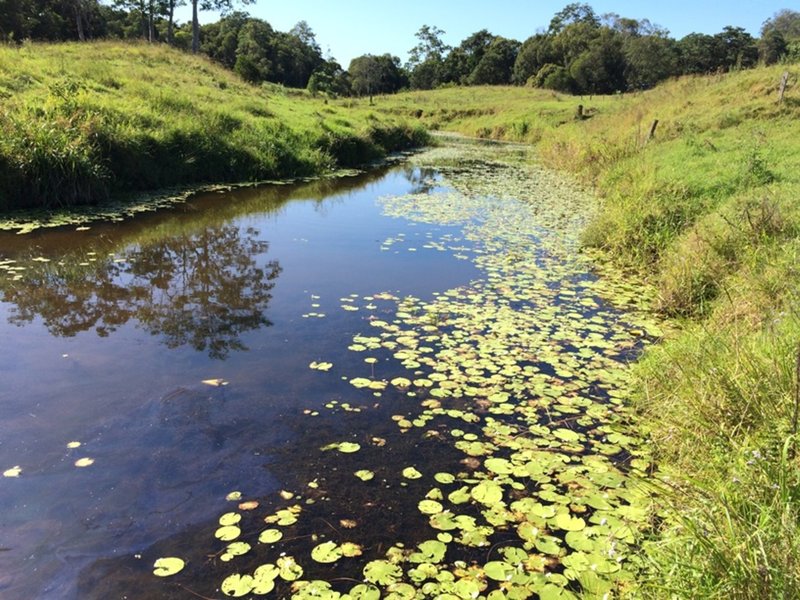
(637, 312, 800, 599)
(0, 42, 429, 210)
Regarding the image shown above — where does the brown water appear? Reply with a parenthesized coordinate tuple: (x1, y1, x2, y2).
(0, 164, 481, 599)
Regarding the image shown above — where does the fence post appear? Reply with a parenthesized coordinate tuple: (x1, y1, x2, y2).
(778, 71, 789, 104)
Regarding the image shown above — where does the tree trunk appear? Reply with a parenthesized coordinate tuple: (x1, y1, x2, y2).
(147, 0, 154, 42)
(167, 0, 175, 45)
(74, 0, 85, 41)
(191, 0, 199, 53)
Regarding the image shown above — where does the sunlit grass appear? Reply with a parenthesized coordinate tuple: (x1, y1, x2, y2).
(0, 41, 427, 210)
(376, 64, 800, 597)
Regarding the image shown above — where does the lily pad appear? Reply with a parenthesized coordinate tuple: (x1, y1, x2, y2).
(259, 529, 283, 544)
(355, 469, 375, 481)
(363, 560, 402, 586)
(311, 541, 342, 563)
(402, 466, 423, 480)
(153, 557, 185, 577)
(221, 574, 254, 597)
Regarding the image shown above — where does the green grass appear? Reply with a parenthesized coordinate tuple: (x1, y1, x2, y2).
(546, 69, 800, 599)
(374, 66, 800, 597)
(0, 41, 428, 210)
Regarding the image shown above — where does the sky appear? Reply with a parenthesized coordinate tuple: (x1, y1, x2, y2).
(176, 1, 790, 67)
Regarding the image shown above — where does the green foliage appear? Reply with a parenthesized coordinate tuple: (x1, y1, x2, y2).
(0, 41, 427, 209)
(348, 54, 406, 98)
(533, 64, 800, 597)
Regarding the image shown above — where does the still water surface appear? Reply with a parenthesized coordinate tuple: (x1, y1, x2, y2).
(0, 164, 480, 598)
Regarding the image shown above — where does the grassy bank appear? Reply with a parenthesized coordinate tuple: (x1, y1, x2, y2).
(0, 41, 427, 211)
(379, 67, 800, 597)
(531, 68, 800, 599)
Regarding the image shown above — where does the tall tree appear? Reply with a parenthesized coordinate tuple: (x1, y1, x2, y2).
(201, 11, 249, 68)
(549, 3, 599, 34)
(349, 53, 405, 100)
(761, 9, 800, 41)
(232, 18, 275, 82)
(407, 24, 449, 89)
(513, 34, 556, 84)
(677, 33, 725, 74)
(759, 29, 788, 64)
(570, 27, 625, 94)
(624, 34, 678, 89)
(468, 37, 521, 85)
(442, 29, 494, 83)
(715, 26, 758, 70)
(165, 0, 185, 44)
(191, 0, 253, 54)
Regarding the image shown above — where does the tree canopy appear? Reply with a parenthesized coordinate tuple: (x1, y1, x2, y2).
(1, 2, 796, 96)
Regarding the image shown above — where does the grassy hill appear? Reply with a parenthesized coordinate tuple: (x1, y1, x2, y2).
(0, 41, 427, 211)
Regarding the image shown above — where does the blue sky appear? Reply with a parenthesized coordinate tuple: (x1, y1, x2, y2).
(178, 1, 790, 67)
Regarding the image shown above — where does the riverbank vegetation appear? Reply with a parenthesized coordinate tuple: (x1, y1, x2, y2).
(0, 42, 427, 210)
(543, 64, 800, 599)
(380, 63, 800, 597)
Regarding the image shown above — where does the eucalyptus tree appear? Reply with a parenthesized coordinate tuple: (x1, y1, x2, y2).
(407, 24, 449, 89)
(190, 0, 253, 53)
(468, 37, 521, 85)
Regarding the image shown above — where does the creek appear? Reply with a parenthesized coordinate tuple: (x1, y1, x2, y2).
(0, 139, 659, 599)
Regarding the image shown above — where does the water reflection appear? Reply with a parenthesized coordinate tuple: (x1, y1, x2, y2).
(2, 224, 280, 359)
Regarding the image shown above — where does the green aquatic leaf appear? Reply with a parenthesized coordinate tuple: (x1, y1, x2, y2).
(484, 561, 516, 582)
(448, 486, 471, 504)
(355, 469, 375, 481)
(221, 574, 254, 597)
(321, 442, 361, 454)
(553, 428, 581, 442)
(277, 556, 304, 581)
(484, 457, 514, 474)
(386, 582, 416, 599)
(418, 499, 444, 515)
(402, 466, 423, 480)
(434, 472, 455, 485)
(429, 511, 458, 531)
(253, 563, 280, 583)
(219, 512, 241, 526)
(215, 526, 241, 541)
(363, 560, 402, 586)
(412, 540, 447, 563)
(152, 557, 185, 577)
(565, 530, 594, 552)
(534, 535, 563, 556)
(3, 466, 21, 478)
(292, 580, 342, 600)
(348, 584, 381, 600)
(225, 541, 251, 557)
(259, 529, 283, 544)
(552, 512, 586, 532)
(340, 542, 363, 557)
(471, 481, 503, 506)
(311, 541, 342, 563)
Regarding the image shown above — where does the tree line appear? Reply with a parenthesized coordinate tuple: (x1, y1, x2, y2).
(1, 1, 799, 97)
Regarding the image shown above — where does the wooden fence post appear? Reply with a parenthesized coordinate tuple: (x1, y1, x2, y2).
(778, 72, 789, 104)
(648, 120, 659, 139)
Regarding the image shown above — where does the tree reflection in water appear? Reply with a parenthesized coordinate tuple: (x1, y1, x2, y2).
(2, 225, 280, 359)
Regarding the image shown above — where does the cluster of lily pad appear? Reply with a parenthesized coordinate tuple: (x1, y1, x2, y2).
(155, 140, 661, 598)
